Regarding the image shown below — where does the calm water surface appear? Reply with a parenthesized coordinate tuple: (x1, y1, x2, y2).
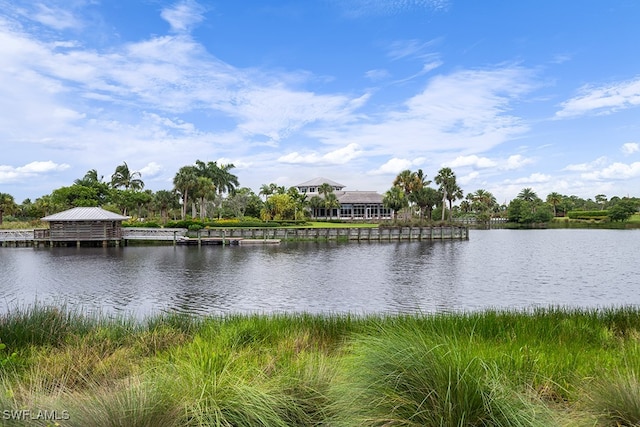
(1, 229, 638, 318)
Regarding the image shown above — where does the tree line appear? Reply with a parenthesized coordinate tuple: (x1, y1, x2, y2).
(0, 162, 639, 225)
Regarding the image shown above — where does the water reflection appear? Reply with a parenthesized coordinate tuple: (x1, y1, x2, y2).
(1, 229, 639, 318)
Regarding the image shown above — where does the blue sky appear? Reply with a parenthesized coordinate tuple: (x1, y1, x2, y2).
(1, 0, 640, 204)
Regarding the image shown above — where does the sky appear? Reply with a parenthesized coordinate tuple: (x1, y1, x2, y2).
(1, 0, 640, 205)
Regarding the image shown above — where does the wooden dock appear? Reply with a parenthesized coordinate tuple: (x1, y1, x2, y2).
(1, 225, 468, 247)
(176, 237, 281, 246)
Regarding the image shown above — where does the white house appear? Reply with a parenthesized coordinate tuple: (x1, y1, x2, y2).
(295, 177, 392, 220)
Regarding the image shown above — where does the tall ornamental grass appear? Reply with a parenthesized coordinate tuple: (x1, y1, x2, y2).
(1, 305, 640, 425)
(330, 323, 552, 426)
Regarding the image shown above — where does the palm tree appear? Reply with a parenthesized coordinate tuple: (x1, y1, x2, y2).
(0, 193, 17, 225)
(308, 196, 324, 219)
(74, 169, 103, 186)
(195, 161, 239, 218)
(434, 167, 463, 221)
(173, 165, 199, 220)
(517, 188, 539, 203)
(383, 186, 407, 222)
(409, 186, 440, 223)
(154, 190, 179, 223)
(318, 182, 334, 199)
(324, 193, 340, 219)
(546, 192, 563, 217)
(259, 183, 280, 200)
(111, 162, 144, 190)
(287, 187, 308, 220)
(193, 176, 217, 220)
(393, 169, 415, 195)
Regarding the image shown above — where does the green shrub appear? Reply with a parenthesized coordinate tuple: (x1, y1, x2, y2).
(567, 210, 609, 220)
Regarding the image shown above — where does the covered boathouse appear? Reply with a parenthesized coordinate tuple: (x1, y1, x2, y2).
(41, 207, 130, 247)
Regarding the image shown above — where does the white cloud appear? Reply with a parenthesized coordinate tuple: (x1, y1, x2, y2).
(622, 142, 639, 155)
(582, 162, 640, 181)
(502, 154, 534, 170)
(278, 143, 363, 165)
(448, 155, 497, 169)
(505, 173, 551, 185)
(367, 157, 425, 175)
(458, 171, 479, 185)
(563, 156, 608, 172)
(32, 4, 81, 30)
(0, 161, 70, 183)
(160, 0, 206, 33)
(364, 69, 391, 81)
(555, 77, 640, 118)
(139, 162, 164, 178)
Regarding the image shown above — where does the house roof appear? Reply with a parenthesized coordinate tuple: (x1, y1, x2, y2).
(41, 207, 130, 222)
(295, 177, 345, 188)
(336, 191, 383, 204)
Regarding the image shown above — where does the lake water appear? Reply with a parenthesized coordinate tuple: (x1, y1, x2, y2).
(1, 229, 638, 318)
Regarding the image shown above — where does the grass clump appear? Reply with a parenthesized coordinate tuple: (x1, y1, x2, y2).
(330, 323, 552, 426)
(2, 305, 640, 425)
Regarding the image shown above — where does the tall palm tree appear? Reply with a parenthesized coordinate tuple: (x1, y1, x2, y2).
(546, 192, 563, 217)
(318, 182, 334, 199)
(393, 169, 415, 195)
(308, 195, 324, 219)
(196, 161, 239, 218)
(287, 187, 308, 220)
(434, 167, 463, 221)
(193, 176, 217, 219)
(323, 193, 340, 219)
(111, 162, 144, 190)
(517, 188, 539, 203)
(173, 165, 199, 220)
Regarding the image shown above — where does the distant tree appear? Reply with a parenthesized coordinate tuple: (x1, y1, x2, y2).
(50, 185, 100, 209)
(383, 186, 407, 221)
(595, 194, 608, 210)
(261, 193, 295, 221)
(225, 187, 262, 219)
(434, 167, 463, 221)
(609, 198, 638, 222)
(111, 162, 144, 190)
(410, 186, 440, 223)
(517, 188, 539, 203)
(173, 165, 199, 220)
(308, 196, 324, 219)
(323, 193, 340, 219)
(546, 192, 563, 217)
(192, 176, 217, 220)
(154, 190, 180, 223)
(507, 197, 553, 224)
(0, 193, 17, 225)
(287, 187, 308, 220)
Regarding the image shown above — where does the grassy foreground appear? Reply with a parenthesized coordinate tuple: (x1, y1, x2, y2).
(1, 306, 640, 426)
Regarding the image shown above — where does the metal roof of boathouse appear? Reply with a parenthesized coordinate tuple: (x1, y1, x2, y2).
(41, 207, 130, 222)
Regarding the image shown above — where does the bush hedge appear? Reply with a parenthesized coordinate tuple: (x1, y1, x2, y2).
(567, 210, 609, 220)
